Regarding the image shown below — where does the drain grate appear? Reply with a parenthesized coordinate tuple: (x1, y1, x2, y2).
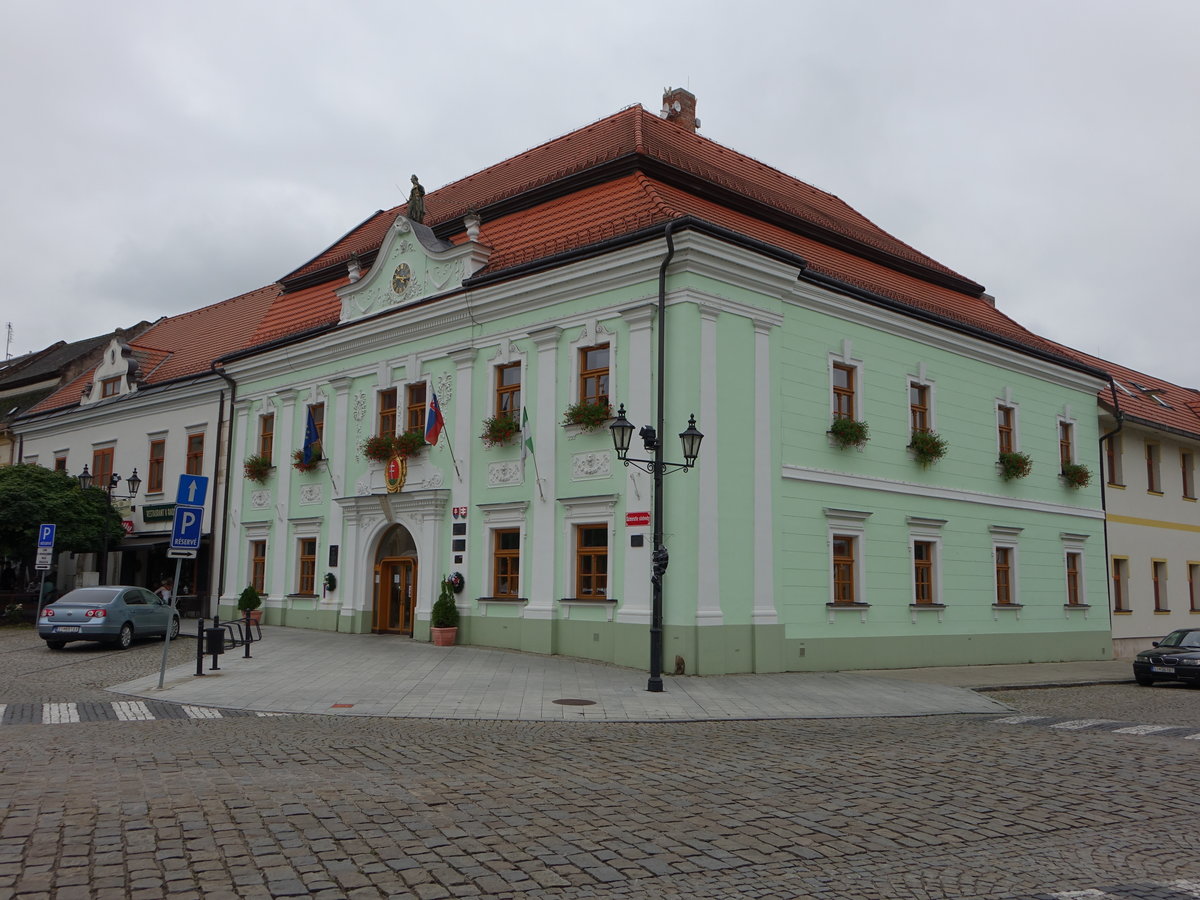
(552, 698, 596, 706)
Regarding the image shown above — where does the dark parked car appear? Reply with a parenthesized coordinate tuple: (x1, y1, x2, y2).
(37, 585, 180, 650)
(1133, 628, 1200, 687)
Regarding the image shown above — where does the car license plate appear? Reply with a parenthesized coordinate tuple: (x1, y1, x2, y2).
(1151, 665, 1174, 674)
(55, 626, 81, 634)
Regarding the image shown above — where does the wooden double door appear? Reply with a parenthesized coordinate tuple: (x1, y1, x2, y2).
(375, 557, 417, 634)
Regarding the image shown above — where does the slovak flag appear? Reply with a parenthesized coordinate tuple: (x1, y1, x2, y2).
(302, 408, 321, 465)
(425, 392, 445, 445)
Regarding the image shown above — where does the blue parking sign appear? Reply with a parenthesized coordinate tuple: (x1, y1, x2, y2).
(170, 504, 204, 552)
(37, 524, 56, 548)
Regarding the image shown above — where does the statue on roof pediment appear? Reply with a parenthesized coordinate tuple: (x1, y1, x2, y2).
(335, 207, 492, 326)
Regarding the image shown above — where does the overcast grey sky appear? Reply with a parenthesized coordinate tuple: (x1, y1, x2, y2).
(2, 1, 1197, 386)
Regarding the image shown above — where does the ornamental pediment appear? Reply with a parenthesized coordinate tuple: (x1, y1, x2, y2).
(336, 214, 491, 325)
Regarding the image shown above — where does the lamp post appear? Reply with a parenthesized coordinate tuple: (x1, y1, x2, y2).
(610, 403, 703, 692)
(77, 466, 141, 584)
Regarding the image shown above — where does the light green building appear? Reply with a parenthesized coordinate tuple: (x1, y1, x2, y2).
(217, 91, 1112, 673)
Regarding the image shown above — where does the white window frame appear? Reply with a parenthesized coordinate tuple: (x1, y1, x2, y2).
(995, 399, 1021, 455)
(288, 518, 321, 599)
(824, 508, 872, 617)
(990, 525, 1023, 611)
(828, 348, 865, 422)
(485, 340, 528, 421)
(1056, 414, 1077, 467)
(907, 517, 946, 609)
(479, 501, 528, 602)
(567, 319, 617, 407)
(558, 495, 616, 604)
(1061, 532, 1090, 611)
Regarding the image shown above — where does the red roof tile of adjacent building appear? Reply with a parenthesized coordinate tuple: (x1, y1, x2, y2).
(25, 284, 280, 416)
(1043, 340, 1200, 439)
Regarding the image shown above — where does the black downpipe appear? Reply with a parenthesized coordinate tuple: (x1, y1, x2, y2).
(1098, 378, 1125, 643)
(211, 363, 238, 616)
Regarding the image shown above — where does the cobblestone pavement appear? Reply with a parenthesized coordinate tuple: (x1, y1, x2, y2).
(3, 627, 1200, 900)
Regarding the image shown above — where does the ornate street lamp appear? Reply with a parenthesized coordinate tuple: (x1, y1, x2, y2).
(75, 466, 141, 584)
(610, 402, 703, 692)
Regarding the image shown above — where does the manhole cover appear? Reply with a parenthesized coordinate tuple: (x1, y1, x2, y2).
(552, 698, 596, 706)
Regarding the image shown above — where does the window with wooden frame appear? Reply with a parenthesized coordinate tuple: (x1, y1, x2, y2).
(377, 389, 397, 437)
(492, 529, 520, 599)
(1105, 434, 1122, 486)
(1153, 559, 1168, 611)
(100, 376, 121, 398)
(406, 383, 427, 434)
(54, 456, 67, 472)
(495, 363, 521, 419)
(913, 540, 935, 604)
(578, 344, 610, 406)
(185, 433, 204, 476)
(1058, 421, 1075, 470)
(1065, 552, 1084, 606)
(250, 540, 267, 594)
(832, 363, 856, 420)
(574, 524, 608, 598)
(297, 538, 317, 595)
(909, 383, 930, 434)
(997, 405, 1015, 455)
(1189, 563, 1200, 613)
(1146, 441, 1161, 493)
(92, 447, 114, 488)
(832, 535, 857, 604)
(148, 439, 165, 493)
(994, 547, 1014, 606)
(258, 414, 274, 462)
(307, 403, 325, 457)
(1112, 557, 1129, 612)
(1182, 450, 1195, 499)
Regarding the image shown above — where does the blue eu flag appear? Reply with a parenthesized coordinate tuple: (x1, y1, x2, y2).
(302, 409, 321, 465)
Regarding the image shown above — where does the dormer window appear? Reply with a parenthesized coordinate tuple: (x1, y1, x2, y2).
(100, 376, 121, 398)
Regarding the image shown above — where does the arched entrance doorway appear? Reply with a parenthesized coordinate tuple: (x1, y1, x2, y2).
(374, 524, 417, 635)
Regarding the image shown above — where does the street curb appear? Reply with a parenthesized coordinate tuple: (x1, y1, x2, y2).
(975, 679, 1136, 693)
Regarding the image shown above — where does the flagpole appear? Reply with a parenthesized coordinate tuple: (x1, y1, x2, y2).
(441, 430, 462, 482)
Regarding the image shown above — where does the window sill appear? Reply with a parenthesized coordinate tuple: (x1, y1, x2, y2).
(827, 601, 869, 623)
(287, 593, 318, 600)
(559, 597, 618, 622)
(1113, 609, 1132, 615)
(910, 603, 946, 610)
(1106, 482, 1125, 490)
(1185, 496, 1197, 503)
(1063, 603, 1091, 609)
(1154, 609, 1173, 614)
(992, 603, 1023, 610)
(561, 422, 611, 439)
(826, 601, 870, 608)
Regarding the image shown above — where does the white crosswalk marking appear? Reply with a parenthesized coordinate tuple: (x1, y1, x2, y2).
(1112, 724, 1173, 735)
(0, 704, 5, 722)
(1184, 733, 1200, 741)
(255, 711, 286, 717)
(1166, 880, 1200, 897)
(43, 703, 79, 724)
(1049, 719, 1113, 730)
(182, 705, 221, 719)
(1047, 891, 1111, 898)
(112, 701, 153, 721)
(994, 715, 1049, 724)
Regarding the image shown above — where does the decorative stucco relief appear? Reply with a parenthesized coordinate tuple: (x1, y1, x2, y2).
(488, 460, 524, 487)
(355, 478, 371, 496)
(299, 484, 323, 505)
(572, 451, 612, 481)
(434, 372, 454, 405)
(250, 490, 271, 509)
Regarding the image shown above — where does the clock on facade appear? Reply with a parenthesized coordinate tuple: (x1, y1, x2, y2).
(391, 262, 412, 294)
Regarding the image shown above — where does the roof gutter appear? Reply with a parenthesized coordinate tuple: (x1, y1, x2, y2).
(796, 268, 1111, 383)
(1097, 378, 1124, 637)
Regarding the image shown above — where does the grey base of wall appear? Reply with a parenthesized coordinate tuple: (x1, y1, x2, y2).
(219, 604, 1110, 675)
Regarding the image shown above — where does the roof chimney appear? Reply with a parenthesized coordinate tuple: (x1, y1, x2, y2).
(660, 87, 700, 133)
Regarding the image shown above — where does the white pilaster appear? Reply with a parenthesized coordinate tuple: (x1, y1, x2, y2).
(696, 304, 722, 625)
(617, 306, 656, 623)
(526, 327, 562, 618)
(753, 317, 778, 624)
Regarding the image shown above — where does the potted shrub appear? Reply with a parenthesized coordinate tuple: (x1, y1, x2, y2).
(998, 451, 1033, 480)
(360, 435, 395, 463)
(562, 399, 612, 432)
(829, 417, 870, 449)
(480, 412, 519, 448)
(292, 448, 321, 473)
(430, 578, 460, 646)
(237, 585, 263, 625)
(243, 454, 273, 484)
(1061, 462, 1092, 488)
(909, 430, 948, 467)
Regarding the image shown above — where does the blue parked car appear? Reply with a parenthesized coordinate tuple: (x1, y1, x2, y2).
(38, 586, 180, 650)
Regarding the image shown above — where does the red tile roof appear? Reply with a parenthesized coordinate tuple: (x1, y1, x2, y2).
(25, 284, 279, 416)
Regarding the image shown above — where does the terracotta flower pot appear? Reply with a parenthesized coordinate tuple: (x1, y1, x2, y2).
(431, 626, 457, 646)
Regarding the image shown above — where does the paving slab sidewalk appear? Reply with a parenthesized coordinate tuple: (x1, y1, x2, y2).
(110, 626, 1128, 722)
